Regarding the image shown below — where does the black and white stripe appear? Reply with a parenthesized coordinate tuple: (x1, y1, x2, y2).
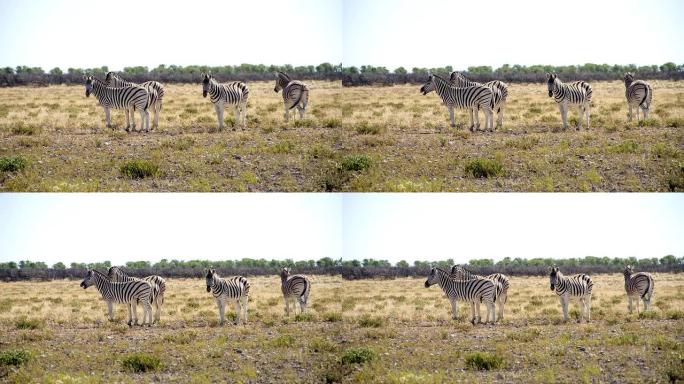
(450, 71, 508, 128)
(425, 267, 498, 324)
(549, 266, 593, 322)
(420, 73, 495, 131)
(104, 72, 164, 130)
(624, 73, 653, 122)
(204, 268, 250, 325)
(84, 75, 150, 132)
(451, 265, 509, 320)
(80, 269, 153, 326)
(201, 73, 249, 130)
(546, 73, 592, 130)
(623, 265, 654, 314)
(274, 72, 309, 122)
(107, 266, 166, 323)
(280, 267, 311, 316)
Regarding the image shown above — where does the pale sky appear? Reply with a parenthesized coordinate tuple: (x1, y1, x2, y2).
(1, 194, 681, 265)
(342, 0, 684, 69)
(0, 0, 342, 70)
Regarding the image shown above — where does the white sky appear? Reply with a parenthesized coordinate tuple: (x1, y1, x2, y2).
(343, 0, 684, 69)
(1, 194, 681, 265)
(0, 0, 342, 70)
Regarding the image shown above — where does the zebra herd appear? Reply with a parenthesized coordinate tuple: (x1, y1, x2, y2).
(82, 71, 653, 133)
(80, 265, 654, 327)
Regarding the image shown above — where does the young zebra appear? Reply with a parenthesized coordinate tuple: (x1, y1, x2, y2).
(623, 265, 654, 314)
(624, 73, 653, 122)
(424, 267, 498, 324)
(450, 71, 508, 128)
(84, 75, 150, 132)
(204, 269, 250, 325)
(80, 269, 153, 326)
(420, 73, 494, 131)
(201, 73, 249, 130)
(549, 266, 593, 322)
(105, 72, 165, 130)
(280, 267, 311, 316)
(107, 266, 166, 323)
(273, 72, 309, 122)
(546, 73, 592, 130)
(450, 265, 510, 320)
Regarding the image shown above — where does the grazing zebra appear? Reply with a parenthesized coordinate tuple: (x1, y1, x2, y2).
(546, 73, 592, 130)
(420, 73, 494, 131)
(273, 72, 309, 122)
(424, 267, 498, 324)
(107, 266, 166, 323)
(624, 73, 653, 122)
(80, 269, 153, 326)
(201, 73, 249, 130)
(204, 268, 250, 325)
(451, 265, 509, 320)
(105, 72, 165, 130)
(549, 266, 593, 322)
(279, 267, 311, 316)
(450, 71, 509, 128)
(84, 75, 150, 132)
(623, 265, 654, 314)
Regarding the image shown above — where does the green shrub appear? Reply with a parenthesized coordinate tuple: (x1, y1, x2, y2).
(610, 140, 639, 154)
(162, 137, 195, 151)
(355, 121, 385, 135)
(272, 140, 295, 154)
(294, 312, 315, 322)
(506, 328, 540, 342)
(665, 117, 684, 128)
(358, 315, 383, 328)
(341, 155, 372, 172)
(323, 118, 343, 128)
(0, 350, 31, 366)
(464, 158, 504, 178)
(120, 160, 160, 179)
(324, 312, 343, 322)
(121, 352, 161, 373)
(293, 118, 315, 128)
(609, 333, 638, 346)
(464, 352, 504, 370)
(637, 118, 659, 127)
(11, 121, 41, 135)
(341, 347, 377, 365)
(272, 335, 295, 347)
(666, 310, 684, 320)
(638, 311, 659, 320)
(0, 156, 27, 172)
(15, 317, 43, 330)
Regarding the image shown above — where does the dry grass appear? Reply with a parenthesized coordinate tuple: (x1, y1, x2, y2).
(1, 273, 682, 382)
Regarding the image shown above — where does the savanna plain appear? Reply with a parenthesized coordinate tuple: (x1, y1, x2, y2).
(1, 80, 683, 191)
(1, 273, 683, 383)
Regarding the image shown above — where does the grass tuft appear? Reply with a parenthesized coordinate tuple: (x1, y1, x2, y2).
(341, 347, 377, 365)
(0, 156, 28, 172)
(120, 159, 160, 179)
(121, 352, 161, 373)
(0, 350, 31, 366)
(358, 314, 383, 328)
(464, 158, 504, 178)
(464, 352, 504, 370)
(341, 155, 373, 172)
(15, 317, 43, 330)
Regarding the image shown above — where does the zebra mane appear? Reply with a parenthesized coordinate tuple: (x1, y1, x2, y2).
(450, 71, 466, 81)
(277, 72, 292, 82)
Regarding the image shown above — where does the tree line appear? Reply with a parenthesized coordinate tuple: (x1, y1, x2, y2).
(1, 62, 682, 87)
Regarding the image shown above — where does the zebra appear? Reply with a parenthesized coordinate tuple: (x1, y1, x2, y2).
(450, 265, 510, 320)
(104, 72, 164, 130)
(273, 72, 309, 122)
(204, 268, 250, 325)
(83, 75, 150, 132)
(424, 267, 498, 324)
(546, 73, 592, 130)
(201, 73, 249, 130)
(80, 269, 153, 326)
(549, 266, 593, 322)
(624, 73, 653, 122)
(107, 266, 166, 323)
(450, 71, 508, 128)
(623, 265, 654, 314)
(420, 73, 495, 131)
(279, 267, 311, 316)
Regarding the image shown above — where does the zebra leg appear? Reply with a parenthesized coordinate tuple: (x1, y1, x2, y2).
(132, 301, 139, 325)
(218, 299, 225, 325)
(468, 108, 475, 132)
(627, 296, 633, 314)
(585, 103, 591, 129)
(104, 107, 112, 130)
(558, 103, 567, 129)
(144, 300, 152, 326)
(628, 104, 633, 122)
(127, 303, 133, 326)
(298, 105, 305, 119)
(474, 301, 482, 324)
(635, 297, 640, 315)
(585, 295, 592, 322)
(234, 106, 240, 131)
(242, 295, 249, 323)
(107, 301, 114, 321)
(642, 106, 649, 120)
(235, 300, 242, 325)
(497, 104, 504, 128)
(498, 293, 506, 320)
(450, 299, 458, 320)
(241, 102, 248, 129)
(560, 296, 569, 321)
(152, 102, 160, 130)
(448, 106, 455, 128)
(284, 105, 290, 122)
(284, 296, 290, 316)
(299, 296, 307, 313)
(474, 108, 481, 131)
(487, 108, 494, 132)
(576, 105, 583, 130)
(130, 108, 137, 131)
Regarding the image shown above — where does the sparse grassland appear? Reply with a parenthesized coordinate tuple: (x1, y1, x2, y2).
(1, 273, 682, 382)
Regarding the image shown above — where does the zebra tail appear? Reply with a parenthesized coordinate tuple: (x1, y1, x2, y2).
(641, 275, 653, 299)
(639, 85, 650, 109)
(289, 91, 304, 111)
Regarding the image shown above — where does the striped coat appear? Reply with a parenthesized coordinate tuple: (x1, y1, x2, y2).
(623, 265, 654, 314)
(274, 72, 309, 122)
(549, 266, 592, 322)
(280, 267, 311, 316)
(204, 268, 250, 325)
(425, 267, 498, 324)
(107, 266, 166, 323)
(80, 269, 153, 326)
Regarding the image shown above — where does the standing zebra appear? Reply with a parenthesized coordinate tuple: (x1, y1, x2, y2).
(624, 73, 653, 123)
(105, 72, 165, 130)
(204, 269, 250, 325)
(623, 265, 654, 314)
(80, 269, 153, 326)
(420, 73, 495, 131)
(273, 72, 309, 122)
(107, 266, 166, 323)
(424, 267, 498, 324)
(546, 73, 592, 130)
(84, 75, 150, 132)
(280, 267, 311, 316)
(450, 71, 508, 128)
(549, 266, 593, 322)
(450, 265, 509, 320)
(201, 73, 249, 130)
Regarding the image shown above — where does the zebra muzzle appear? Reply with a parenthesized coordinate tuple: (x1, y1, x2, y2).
(548, 91, 552, 97)
(424, 281, 430, 288)
(550, 284, 555, 291)
(206, 286, 211, 292)
(202, 91, 207, 98)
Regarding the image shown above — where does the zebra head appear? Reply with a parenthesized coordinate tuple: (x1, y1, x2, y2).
(201, 73, 213, 98)
(424, 267, 439, 288)
(419, 73, 435, 95)
(84, 75, 94, 97)
(450, 265, 465, 279)
(80, 269, 95, 289)
(104, 72, 116, 87)
(280, 267, 291, 280)
(624, 265, 634, 277)
(107, 266, 123, 281)
(546, 73, 557, 97)
(274, 72, 290, 93)
(204, 268, 217, 292)
(549, 266, 560, 290)
(624, 73, 634, 87)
